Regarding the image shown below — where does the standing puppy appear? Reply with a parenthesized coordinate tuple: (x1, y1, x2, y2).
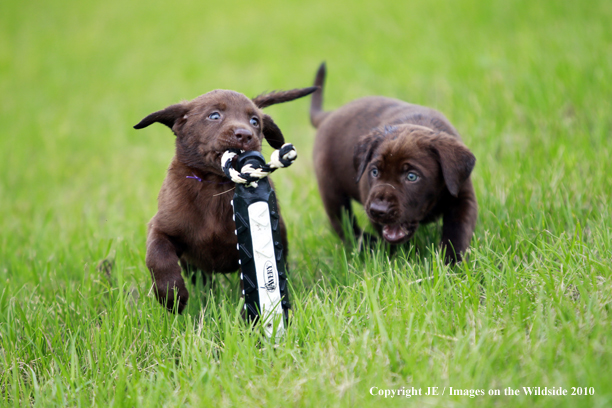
(135, 86, 315, 313)
(310, 64, 477, 262)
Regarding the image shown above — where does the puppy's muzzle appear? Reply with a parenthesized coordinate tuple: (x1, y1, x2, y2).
(234, 127, 252, 142)
(232, 127, 257, 150)
(368, 201, 391, 220)
(367, 199, 399, 224)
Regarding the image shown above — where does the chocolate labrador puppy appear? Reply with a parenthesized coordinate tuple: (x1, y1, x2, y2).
(310, 63, 477, 262)
(135, 86, 315, 313)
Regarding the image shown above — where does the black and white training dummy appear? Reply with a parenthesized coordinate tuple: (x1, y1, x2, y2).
(221, 144, 297, 338)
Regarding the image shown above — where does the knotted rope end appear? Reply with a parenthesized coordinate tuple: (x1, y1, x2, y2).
(221, 144, 298, 186)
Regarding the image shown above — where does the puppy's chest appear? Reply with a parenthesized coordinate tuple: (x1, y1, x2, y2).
(190, 195, 236, 245)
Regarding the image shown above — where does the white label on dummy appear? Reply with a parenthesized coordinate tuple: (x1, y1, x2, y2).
(248, 201, 285, 338)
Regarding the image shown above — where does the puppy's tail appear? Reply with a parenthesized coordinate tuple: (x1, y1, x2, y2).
(310, 62, 330, 128)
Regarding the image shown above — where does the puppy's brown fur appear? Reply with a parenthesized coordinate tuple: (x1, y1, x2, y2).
(135, 86, 315, 313)
(310, 63, 477, 262)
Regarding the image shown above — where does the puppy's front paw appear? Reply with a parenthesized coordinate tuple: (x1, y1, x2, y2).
(154, 278, 189, 314)
(441, 243, 464, 265)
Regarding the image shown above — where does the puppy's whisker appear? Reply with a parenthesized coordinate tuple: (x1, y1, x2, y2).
(212, 187, 236, 197)
(371, 183, 397, 190)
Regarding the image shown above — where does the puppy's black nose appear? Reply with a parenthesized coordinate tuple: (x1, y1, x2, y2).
(368, 201, 391, 219)
(234, 128, 253, 143)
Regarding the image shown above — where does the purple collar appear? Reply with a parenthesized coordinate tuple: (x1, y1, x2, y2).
(186, 172, 232, 185)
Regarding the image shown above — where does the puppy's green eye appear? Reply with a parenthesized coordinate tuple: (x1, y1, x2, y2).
(406, 172, 419, 182)
(208, 112, 220, 120)
(371, 167, 379, 178)
(250, 117, 259, 127)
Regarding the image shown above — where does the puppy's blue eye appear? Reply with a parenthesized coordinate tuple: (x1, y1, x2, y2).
(407, 172, 419, 182)
(208, 112, 220, 120)
(250, 117, 259, 127)
(371, 168, 379, 178)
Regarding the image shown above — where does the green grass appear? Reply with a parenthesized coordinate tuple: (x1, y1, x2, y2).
(1, 0, 611, 406)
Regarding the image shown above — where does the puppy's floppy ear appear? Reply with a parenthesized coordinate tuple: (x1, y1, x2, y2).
(354, 131, 383, 183)
(431, 135, 476, 197)
(134, 103, 189, 130)
(252, 87, 318, 108)
(262, 114, 285, 149)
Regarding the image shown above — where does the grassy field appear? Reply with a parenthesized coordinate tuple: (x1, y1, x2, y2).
(1, 0, 611, 406)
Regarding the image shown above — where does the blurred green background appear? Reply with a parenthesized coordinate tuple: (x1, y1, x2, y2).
(1, 0, 611, 406)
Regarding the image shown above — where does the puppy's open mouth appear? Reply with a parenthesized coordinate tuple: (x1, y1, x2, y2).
(381, 222, 418, 244)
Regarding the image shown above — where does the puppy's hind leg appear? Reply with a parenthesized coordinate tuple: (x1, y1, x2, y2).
(146, 229, 189, 313)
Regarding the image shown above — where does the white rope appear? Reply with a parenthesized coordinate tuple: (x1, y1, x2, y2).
(221, 143, 298, 188)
